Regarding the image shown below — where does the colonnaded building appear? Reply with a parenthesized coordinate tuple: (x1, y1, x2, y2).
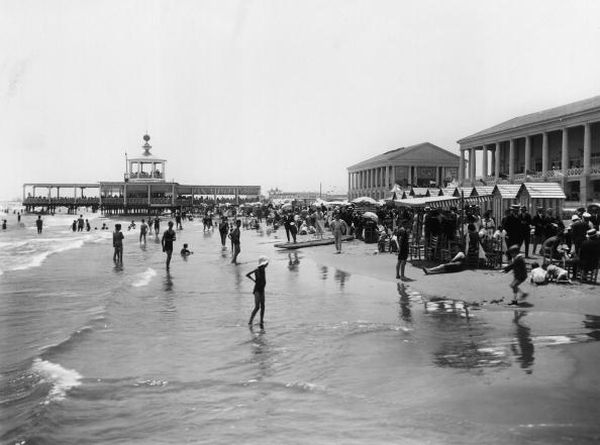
(458, 95, 600, 203)
(346, 142, 460, 200)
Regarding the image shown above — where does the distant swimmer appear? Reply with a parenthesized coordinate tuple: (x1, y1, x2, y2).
(246, 256, 269, 329)
(139, 219, 148, 244)
(161, 221, 177, 269)
(229, 219, 241, 264)
(180, 243, 193, 256)
(113, 224, 124, 265)
(71, 220, 77, 232)
(85, 219, 91, 232)
(36, 215, 43, 234)
(2, 219, 6, 230)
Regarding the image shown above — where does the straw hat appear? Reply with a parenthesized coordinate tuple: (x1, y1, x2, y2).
(571, 214, 580, 221)
(587, 229, 598, 238)
(258, 255, 270, 267)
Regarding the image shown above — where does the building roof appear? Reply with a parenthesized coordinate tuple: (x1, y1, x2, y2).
(516, 183, 566, 200)
(458, 95, 600, 144)
(492, 184, 521, 199)
(473, 186, 495, 196)
(347, 142, 460, 170)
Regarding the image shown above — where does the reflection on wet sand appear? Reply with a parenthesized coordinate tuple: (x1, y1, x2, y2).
(397, 283, 412, 323)
(511, 310, 534, 373)
(334, 269, 350, 288)
(288, 252, 300, 271)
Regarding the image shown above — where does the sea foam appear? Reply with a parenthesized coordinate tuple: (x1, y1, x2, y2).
(32, 358, 82, 403)
(132, 268, 157, 287)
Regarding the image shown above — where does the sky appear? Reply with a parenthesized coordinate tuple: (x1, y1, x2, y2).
(2, 0, 600, 200)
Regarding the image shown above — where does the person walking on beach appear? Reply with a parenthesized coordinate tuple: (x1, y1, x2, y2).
(219, 217, 229, 249)
(112, 224, 124, 265)
(229, 219, 241, 264)
(503, 245, 528, 305)
(35, 215, 43, 234)
(395, 227, 409, 280)
(161, 221, 177, 269)
(330, 214, 348, 253)
(139, 219, 148, 244)
(246, 255, 269, 329)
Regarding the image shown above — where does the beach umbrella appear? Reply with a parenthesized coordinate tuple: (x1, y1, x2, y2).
(363, 211, 378, 221)
(281, 202, 293, 210)
(352, 196, 378, 205)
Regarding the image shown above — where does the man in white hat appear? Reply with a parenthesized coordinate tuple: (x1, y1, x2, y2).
(246, 255, 269, 329)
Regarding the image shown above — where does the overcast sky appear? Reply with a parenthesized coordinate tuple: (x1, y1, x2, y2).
(2, 0, 600, 200)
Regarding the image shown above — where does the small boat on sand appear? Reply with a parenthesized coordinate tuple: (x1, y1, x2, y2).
(274, 235, 354, 249)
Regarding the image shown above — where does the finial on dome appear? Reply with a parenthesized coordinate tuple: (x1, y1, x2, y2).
(142, 134, 152, 155)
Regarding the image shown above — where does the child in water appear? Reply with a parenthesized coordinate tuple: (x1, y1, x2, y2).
(180, 243, 193, 256)
(246, 256, 269, 329)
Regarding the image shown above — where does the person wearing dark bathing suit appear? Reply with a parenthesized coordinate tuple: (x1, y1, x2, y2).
(229, 219, 241, 264)
(35, 215, 43, 234)
(219, 218, 229, 248)
(422, 252, 466, 275)
(161, 221, 177, 269)
(112, 224, 124, 265)
(247, 256, 269, 329)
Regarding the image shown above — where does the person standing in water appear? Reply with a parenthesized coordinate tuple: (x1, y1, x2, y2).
(139, 219, 148, 244)
(112, 224, 124, 265)
(219, 217, 229, 249)
(247, 256, 269, 329)
(161, 221, 177, 269)
(229, 219, 241, 264)
(154, 216, 160, 235)
(35, 215, 43, 234)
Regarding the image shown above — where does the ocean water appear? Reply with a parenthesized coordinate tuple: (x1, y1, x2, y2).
(1, 212, 600, 444)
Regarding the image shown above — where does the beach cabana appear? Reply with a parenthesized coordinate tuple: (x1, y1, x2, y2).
(516, 183, 566, 216)
(440, 186, 457, 196)
(491, 184, 521, 219)
(409, 187, 430, 197)
(427, 188, 443, 197)
(473, 186, 495, 213)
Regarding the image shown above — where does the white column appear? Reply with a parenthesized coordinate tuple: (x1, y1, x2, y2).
(408, 166, 413, 185)
(561, 128, 569, 176)
(524, 136, 531, 176)
(459, 150, 465, 185)
(509, 139, 515, 182)
(495, 142, 501, 180)
(542, 132, 549, 176)
(470, 148, 477, 185)
(482, 145, 488, 179)
(582, 122, 592, 203)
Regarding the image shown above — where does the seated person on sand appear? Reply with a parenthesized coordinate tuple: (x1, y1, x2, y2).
(543, 262, 571, 283)
(529, 262, 548, 285)
(180, 243, 193, 256)
(422, 252, 465, 275)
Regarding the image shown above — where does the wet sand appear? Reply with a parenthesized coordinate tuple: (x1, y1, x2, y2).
(301, 238, 600, 316)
